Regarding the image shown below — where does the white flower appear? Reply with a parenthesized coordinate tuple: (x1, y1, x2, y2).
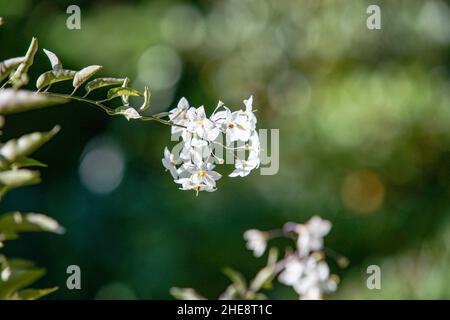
(163, 96, 262, 194)
(229, 157, 259, 177)
(212, 107, 252, 143)
(175, 177, 216, 195)
(189, 162, 222, 188)
(296, 216, 332, 257)
(186, 106, 220, 141)
(169, 97, 190, 136)
(246, 132, 261, 165)
(241, 95, 257, 130)
(162, 147, 182, 179)
(243, 229, 267, 257)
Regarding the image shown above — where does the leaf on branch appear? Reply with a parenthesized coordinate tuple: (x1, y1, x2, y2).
(120, 78, 130, 106)
(13, 157, 47, 168)
(72, 65, 102, 89)
(10, 37, 38, 89)
(139, 86, 151, 111)
(113, 106, 142, 121)
(42, 49, 62, 71)
(0, 169, 41, 198)
(15, 287, 58, 300)
(0, 89, 68, 115)
(36, 70, 76, 91)
(106, 87, 143, 101)
(0, 212, 65, 236)
(0, 57, 25, 82)
(0, 258, 57, 300)
(0, 125, 60, 164)
(84, 77, 126, 95)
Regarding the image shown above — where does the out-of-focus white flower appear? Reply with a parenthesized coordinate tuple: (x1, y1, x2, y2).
(278, 254, 337, 300)
(296, 216, 332, 257)
(278, 256, 305, 286)
(244, 229, 267, 257)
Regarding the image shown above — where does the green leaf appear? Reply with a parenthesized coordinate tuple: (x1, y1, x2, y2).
(106, 87, 143, 101)
(0, 125, 60, 163)
(139, 86, 151, 111)
(42, 49, 62, 71)
(14, 157, 47, 168)
(36, 70, 76, 90)
(0, 89, 68, 115)
(0, 212, 65, 236)
(120, 78, 130, 106)
(0, 57, 25, 82)
(84, 77, 126, 95)
(0, 169, 40, 198)
(0, 263, 45, 299)
(15, 287, 58, 300)
(10, 37, 38, 89)
(72, 65, 102, 89)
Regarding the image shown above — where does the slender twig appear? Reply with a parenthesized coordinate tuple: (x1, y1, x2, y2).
(44, 92, 185, 127)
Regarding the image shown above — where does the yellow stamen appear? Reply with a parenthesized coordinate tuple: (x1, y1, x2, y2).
(199, 170, 206, 177)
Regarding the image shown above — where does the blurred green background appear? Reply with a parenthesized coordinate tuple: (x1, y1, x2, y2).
(1, 0, 449, 299)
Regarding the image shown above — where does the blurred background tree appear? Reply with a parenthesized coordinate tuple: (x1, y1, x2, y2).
(0, 0, 449, 299)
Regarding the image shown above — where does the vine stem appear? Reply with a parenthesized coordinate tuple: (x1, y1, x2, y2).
(43, 92, 185, 128)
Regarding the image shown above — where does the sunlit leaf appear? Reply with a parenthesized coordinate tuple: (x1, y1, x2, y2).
(113, 106, 142, 121)
(0, 212, 65, 235)
(0, 125, 60, 163)
(13, 157, 47, 168)
(84, 77, 126, 95)
(15, 287, 58, 300)
(72, 65, 102, 89)
(42, 49, 62, 71)
(0, 263, 45, 299)
(106, 87, 142, 101)
(0, 57, 25, 82)
(36, 70, 76, 90)
(0, 89, 67, 115)
(10, 37, 38, 88)
(139, 86, 151, 111)
(0, 169, 40, 197)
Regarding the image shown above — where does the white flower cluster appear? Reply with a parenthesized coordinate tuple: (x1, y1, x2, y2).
(244, 216, 339, 300)
(162, 96, 260, 195)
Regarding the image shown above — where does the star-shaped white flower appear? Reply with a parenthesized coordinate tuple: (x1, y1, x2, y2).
(186, 106, 220, 141)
